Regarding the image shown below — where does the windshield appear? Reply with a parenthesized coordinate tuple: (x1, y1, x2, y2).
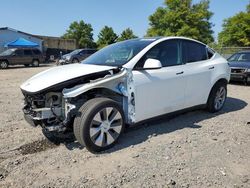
(228, 52, 250, 62)
(0, 49, 15, 56)
(82, 39, 155, 66)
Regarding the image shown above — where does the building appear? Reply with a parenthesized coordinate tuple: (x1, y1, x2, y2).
(0, 27, 76, 60)
(0, 27, 43, 53)
(35, 35, 76, 60)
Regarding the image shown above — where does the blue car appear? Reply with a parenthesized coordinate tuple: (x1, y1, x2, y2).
(228, 51, 250, 85)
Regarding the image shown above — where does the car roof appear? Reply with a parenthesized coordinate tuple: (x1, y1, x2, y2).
(78, 48, 97, 50)
(131, 36, 207, 46)
(11, 48, 40, 50)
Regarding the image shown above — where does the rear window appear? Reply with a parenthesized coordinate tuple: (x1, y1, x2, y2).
(182, 40, 207, 63)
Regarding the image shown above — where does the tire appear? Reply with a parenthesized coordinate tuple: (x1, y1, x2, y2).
(73, 98, 125, 152)
(207, 81, 227, 113)
(72, 58, 79, 63)
(0, 61, 8, 69)
(32, 59, 40, 67)
(245, 76, 250, 86)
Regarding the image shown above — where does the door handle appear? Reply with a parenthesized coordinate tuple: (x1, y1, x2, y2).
(209, 66, 214, 70)
(176, 71, 184, 75)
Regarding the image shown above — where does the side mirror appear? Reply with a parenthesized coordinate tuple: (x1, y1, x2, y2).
(12, 53, 16, 56)
(143, 58, 162, 69)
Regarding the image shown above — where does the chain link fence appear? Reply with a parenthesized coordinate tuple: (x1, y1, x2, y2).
(215, 47, 250, 59)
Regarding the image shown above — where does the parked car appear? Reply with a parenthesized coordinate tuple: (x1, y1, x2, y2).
(228, 51, 250, 85)
(20, 37, 230, 152)
(58, 48, 97, 65)
(0, 48, 45, 69)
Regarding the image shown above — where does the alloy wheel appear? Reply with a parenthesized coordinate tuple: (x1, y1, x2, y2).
(33, 60, 39, 67)
(214, 86, 226, 110)
(89, 107, 123, 147)
(0, 61, 8, 69)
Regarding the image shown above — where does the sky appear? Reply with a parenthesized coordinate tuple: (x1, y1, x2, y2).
(0, 0, 249, 41)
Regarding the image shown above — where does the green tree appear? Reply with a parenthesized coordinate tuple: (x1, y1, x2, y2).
(218, 3, 250, 47)
(97, 26, 118, 48)
(117, 28, 138, 41)
(62, 20, 96, 48)
(147, 0, 214, 44)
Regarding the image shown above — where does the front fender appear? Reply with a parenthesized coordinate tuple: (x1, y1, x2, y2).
(62, 69, 128, 98)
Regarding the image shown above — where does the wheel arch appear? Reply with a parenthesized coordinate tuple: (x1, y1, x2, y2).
(32, 58, 40, 62)
(67, 87, 129, 124)
(80, 87, 124, 104)
(206, 78, 228, 104)
(0, 59, 9, 63)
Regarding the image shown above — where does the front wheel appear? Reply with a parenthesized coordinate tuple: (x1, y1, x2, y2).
(72, 58, 79, 63)
(0, 61, 8, 69)
(73, 98, 125, 152)
(207, 81, 227, 113)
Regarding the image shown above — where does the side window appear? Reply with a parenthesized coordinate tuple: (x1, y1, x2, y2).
(24, 50, 32, 56)
(32, 49, 41, 55)
(15, 50, 23, 56)
(238, 53, 250, 61)
(135, 40, 180, 69)
(182, 40, 207, 63)
(79, 50, 86, 55)
(86, 50, 96, 54)
(207, 48, 214, 59)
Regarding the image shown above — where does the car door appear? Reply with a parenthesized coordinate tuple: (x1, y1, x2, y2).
(180, 40, 213, 107)
(132, 40, 188, 122)
(23, 49, 33, 64)
(10, 49, 24, 65)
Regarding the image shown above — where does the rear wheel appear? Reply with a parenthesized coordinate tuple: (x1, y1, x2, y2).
(245, 77, 250, 86)
(73, 98, 125, 152)
(207, 81, 227, 113)
(0, 61, 8, 69)
(32, 59, 39, 67)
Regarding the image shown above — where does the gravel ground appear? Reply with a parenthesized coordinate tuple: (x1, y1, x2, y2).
(0, 65, 250, 188)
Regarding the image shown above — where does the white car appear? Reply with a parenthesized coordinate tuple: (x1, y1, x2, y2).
(21, 37, 230, 152)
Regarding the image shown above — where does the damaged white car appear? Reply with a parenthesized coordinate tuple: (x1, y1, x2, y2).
(20, 37, 230, 152)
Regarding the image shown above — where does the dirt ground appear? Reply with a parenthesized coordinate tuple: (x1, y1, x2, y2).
(0, 65, 250, 188)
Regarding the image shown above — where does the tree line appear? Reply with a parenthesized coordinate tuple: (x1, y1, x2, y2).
(62, 0, 250, 49)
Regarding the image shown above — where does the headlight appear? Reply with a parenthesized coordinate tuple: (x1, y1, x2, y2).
(66, 56, 71, 60)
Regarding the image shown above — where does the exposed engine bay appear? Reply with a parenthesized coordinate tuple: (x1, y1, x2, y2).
(22, 68, 135, 132)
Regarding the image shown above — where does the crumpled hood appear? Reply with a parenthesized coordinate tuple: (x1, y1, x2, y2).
(228, 61, 250, 69)
(20, 64, 116, 93)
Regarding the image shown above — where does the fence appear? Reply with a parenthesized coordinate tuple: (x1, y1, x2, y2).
(215, 47, 250, 59)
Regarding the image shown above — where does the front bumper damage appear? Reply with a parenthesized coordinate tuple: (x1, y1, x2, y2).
(22, 68, 135, 132)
